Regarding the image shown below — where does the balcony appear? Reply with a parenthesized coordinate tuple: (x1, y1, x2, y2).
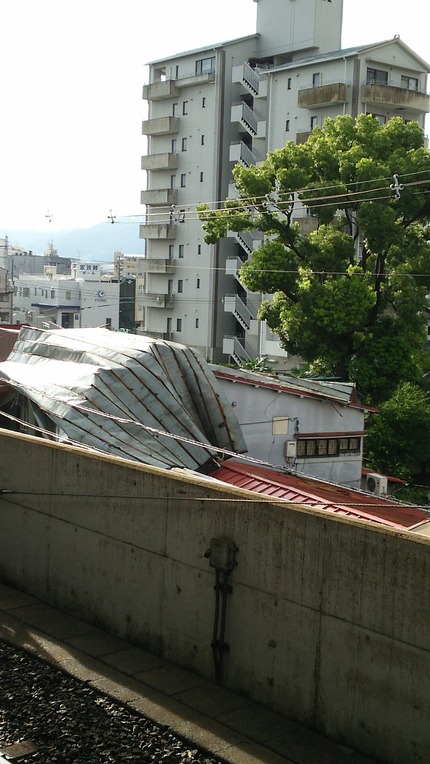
(229, 141, 258, 168)
(141, 152, 179, 171)
(362, 83, 430, 114)
(298, 82, 348, 109)
(139, 223, 176, 240)
(137, 292, 174, 308)
(296, 130, 312, 144)
(225, 257, 245, 278)
(142, 80, 180, 101)
(231, 102, 266, 138)
(139, 259, 175, 274)
(140, 188, 177, 206)
(173, 71, 215, 89)
(142, 116, 179, 136)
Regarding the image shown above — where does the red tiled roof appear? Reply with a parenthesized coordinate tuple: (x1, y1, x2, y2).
(210, 460, 428, 530)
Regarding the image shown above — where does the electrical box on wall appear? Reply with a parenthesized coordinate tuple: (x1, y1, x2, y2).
(205, 538, 238, 572)
(285, 440, 297, 458)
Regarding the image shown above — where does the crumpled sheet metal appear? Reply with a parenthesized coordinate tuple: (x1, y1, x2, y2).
(0, 327, 246, 470)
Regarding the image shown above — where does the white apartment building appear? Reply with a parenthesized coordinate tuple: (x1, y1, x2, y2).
(141, 0, 430, 369)
(14, 264, 120, 330)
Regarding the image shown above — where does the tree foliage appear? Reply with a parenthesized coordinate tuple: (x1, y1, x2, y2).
(198, 115, 430, 403)
(365, 383, 430, 481)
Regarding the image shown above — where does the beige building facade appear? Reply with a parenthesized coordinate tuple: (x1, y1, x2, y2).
(140, 0, 429, 369)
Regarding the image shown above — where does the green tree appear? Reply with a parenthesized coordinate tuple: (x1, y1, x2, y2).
(365, 383, 430, 481)
(198, 115, 430, 403)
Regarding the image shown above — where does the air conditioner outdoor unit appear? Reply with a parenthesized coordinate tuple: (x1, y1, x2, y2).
(366, 473, 388, 496)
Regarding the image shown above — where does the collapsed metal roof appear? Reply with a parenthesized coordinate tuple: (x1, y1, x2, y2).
(0, 327, 246, 470)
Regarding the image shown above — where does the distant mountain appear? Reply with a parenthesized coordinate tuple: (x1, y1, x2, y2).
(3, 222, 144, 261)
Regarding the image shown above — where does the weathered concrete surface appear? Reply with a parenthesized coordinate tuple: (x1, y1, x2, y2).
(0, 428, 429, 763)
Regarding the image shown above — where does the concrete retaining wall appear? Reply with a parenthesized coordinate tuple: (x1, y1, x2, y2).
(0, 429, 429, 763)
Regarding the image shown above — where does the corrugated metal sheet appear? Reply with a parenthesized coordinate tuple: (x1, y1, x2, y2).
(211, 460, 429, 530)
(0, 327, 246, 470)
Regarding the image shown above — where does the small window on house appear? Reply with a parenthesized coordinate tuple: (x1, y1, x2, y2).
(287, 78, 292, 90)
(168, 244, 174, 260)
(178, 244, 184, 258)
(285, 119, 290, 131)
(65, 290, 71, 300)
(312, 72, 322, 87)
(176, 318, 182, 331)
(310, 116, 319, 129)
(200, 171, 204, 182)
(175, 65, 179, 79)
(181, 137, 187, 151)
(202, 97, 206, 108)
(196, 57, 215, 75)
(195, 318, 199, 328)
(201, 134, 205, 145)
(177, 279, 183, 293)
(172, 102, 178, 116)
(180, 173, 186, 187)
(50, 288, 55, 298)
(366, 67, 388, 85)
(197, 244, 201, 254)
(171, 139, 177, 153)
(401, 75, 418, 91)
(182, 101, 188, 115)
(196, 278, 200, 289)
(170, 174, 176, 189)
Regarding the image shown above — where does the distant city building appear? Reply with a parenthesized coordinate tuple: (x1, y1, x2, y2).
(14, 264, 120, 330)
(0, 266, 14, 324)
(0, 237, 71, 279)
(140, 0, 429, 369)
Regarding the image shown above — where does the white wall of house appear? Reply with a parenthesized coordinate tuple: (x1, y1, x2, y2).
(213, 366, 365, 487)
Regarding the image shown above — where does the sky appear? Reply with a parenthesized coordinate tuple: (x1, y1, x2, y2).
(0, 0, 428, 233)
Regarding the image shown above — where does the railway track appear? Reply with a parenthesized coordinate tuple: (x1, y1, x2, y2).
(0, 640, 224, 763)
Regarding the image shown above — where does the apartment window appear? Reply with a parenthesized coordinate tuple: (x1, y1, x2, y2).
(180, 173, 186, 187)
(178, 244, 184, 258)
(177, 279, 183, 293)
(200, 171, 204, 182)
(312, 72, 322, 87)
(371, 113, 386, 125)
(182, 101, 188, 115)
(50, 288, 55, 298)
(168, 244, 174, 260)
(366, 67, 388, 85)
(176, 318, 182, 332)
(65, 290, 71, 300)
(196, 278, 200, 289)
(197, 244, 201, 254)
(181, 137, 187, 151)
(167, 317, 172, 334)
(202, 97, 206, 108)
(167, 279, 173, 294)
(23, 287, 29, 297)
(401, 75, 419, 91)
(201, 134, 205, 145)
(171, 139, 177, 153)
(175, 65, 179, 79)
(172, 102, 178, 116)
(310, 115, 319, 129)
(287, 78, 292, 90)
(195, 318, 199, 328)
(285, 119, 290, 131)
(170, 174, 176, 189)
(195, 56, 215, 75)
(296, 436, 361, 458)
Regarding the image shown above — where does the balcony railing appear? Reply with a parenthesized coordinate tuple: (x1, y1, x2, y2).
(137, 292, 174, 308)
(231, 102, 266, 137)
(141, 152, 179, 171)
(141, 117, 179, 136)
(229, 141, 257, 168)
(224, 294, 255, 330)
(140, 189, 177, 206)
(362, 83, 430, 113)
(298, 82, 348, 108)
